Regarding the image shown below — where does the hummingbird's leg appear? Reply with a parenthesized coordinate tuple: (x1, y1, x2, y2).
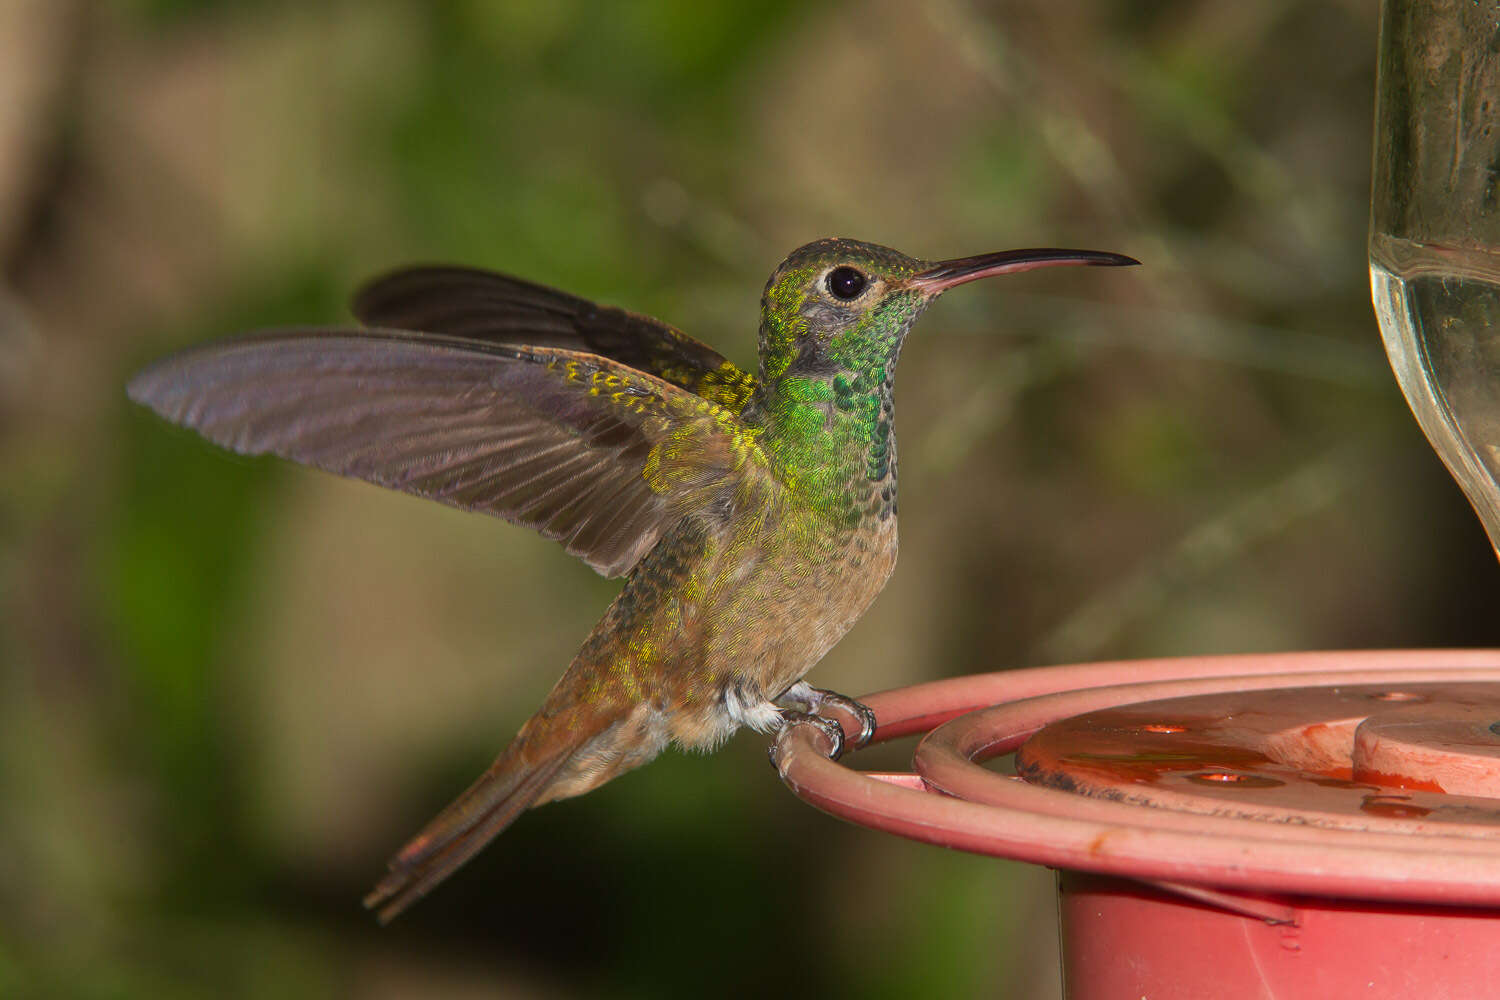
(776, 682, 878, 750)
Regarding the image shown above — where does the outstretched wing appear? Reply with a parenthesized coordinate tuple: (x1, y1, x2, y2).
(126, 329, 768, 578)
(352, 265, 759, 411)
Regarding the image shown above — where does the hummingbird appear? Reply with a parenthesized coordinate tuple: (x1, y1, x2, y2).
(127, 237, 1136, 921)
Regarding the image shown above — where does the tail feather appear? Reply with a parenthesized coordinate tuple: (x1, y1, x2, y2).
(364, 749, 572, 923)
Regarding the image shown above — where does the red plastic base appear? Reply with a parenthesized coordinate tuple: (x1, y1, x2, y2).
(1060, 872, 1500, 1000)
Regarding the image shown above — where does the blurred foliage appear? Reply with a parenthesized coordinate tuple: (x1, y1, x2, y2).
(3, 0, 1499, 997)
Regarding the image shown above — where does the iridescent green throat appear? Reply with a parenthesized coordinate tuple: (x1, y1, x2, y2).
(746, 265, 928, 522)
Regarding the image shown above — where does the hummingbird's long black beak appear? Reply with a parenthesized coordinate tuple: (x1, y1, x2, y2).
(910, 248, 1139, 295)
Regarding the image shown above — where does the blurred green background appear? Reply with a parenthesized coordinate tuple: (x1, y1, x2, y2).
(3, 1, 1499, 997)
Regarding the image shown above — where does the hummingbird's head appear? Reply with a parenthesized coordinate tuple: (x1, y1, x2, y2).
(757, 237, 1137, 387)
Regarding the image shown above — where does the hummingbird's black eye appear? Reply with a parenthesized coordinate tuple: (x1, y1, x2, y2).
(826, 266, 867, 300)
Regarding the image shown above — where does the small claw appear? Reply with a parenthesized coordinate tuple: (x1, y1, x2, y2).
(800, 686, 878, 751)
(844, 699, 878, 750)
(771, 709, 847, 762)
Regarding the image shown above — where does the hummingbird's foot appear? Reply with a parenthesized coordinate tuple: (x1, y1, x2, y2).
(770, 709, 847, 764)
(777, 682, 878, 751)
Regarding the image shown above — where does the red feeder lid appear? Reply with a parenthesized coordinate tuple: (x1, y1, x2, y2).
(771, 649, 1500, 906)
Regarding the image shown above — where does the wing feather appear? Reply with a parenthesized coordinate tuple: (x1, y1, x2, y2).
(127, 328, 768, 578)
(353, 265, 759, 410)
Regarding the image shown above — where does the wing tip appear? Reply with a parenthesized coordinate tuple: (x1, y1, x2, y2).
(124, 361, 188, 425)
(124, 374, 152, 408)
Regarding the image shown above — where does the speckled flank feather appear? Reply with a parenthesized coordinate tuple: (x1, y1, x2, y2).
(126, 235, 1136, 921)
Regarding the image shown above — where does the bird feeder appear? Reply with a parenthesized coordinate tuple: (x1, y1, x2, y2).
(771, 650, 1500, 999)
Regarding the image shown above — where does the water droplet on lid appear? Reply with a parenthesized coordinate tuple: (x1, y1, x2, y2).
(1361, 794, 1433, 819)
(1370, 691, 1426, 702)
(1187, 771, 1285, 788)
